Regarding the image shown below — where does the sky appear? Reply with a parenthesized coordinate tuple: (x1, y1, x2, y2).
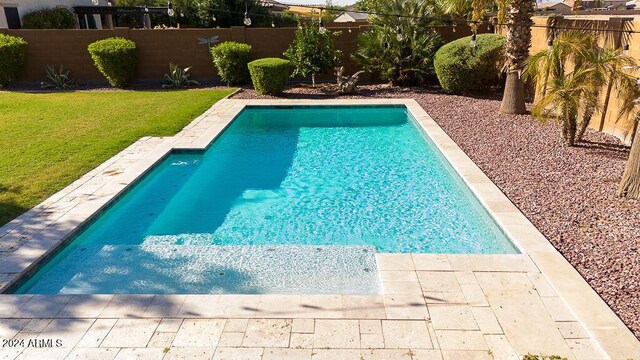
(279, 0, 358, 6)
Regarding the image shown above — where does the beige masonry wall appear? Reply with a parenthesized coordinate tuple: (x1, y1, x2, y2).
(0, 24, 484, 85)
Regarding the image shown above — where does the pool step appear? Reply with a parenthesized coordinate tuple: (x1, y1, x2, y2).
(27, 245, 382, 295)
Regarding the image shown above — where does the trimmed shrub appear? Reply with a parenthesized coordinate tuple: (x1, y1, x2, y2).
(211, 42, 253, 85)
(248, 58, 291, 95)
(88, 37, 137, 88)
(434, 34, 506, 94)
(0, 34, 27, 87)
(22, 8, 76, 29)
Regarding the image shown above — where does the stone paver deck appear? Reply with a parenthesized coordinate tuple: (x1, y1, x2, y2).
(0, 255, 612, 359)
(0, 99, 638, 359)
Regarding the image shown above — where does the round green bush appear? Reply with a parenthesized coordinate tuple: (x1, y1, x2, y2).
(0, 34, 27, 87)
(211, 41, 253, 85)
(248, 58, 291, 95)
(434, 34, 506, 94)
(22, 8, 76, 29)
(88, 37, 137, 88)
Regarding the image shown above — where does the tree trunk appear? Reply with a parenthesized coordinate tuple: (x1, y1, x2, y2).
(576, 106, 594, 142)
(500, 71, 527, 114)
(561, 113, 578, 146)
(500, 0, 533, 114)
(566, 115, 577, 146)
(618, 118, 640, 199)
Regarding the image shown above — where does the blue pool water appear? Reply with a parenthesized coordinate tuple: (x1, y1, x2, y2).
(14, 106, 517, 294)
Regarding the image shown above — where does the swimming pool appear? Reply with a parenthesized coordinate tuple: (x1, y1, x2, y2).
(13, 105, 517, 294)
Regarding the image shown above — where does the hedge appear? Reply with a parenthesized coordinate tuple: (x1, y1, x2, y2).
(22, 8, 76, 29)
(211, 42, 253, 85)
(248, 58, 291, 95)
(0, 34, 27, 87)
(88, 37, 137, 88)
(434, 34, 506, 94)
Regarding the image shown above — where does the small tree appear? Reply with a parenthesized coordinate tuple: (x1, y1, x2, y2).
(284, 21, 341, 87)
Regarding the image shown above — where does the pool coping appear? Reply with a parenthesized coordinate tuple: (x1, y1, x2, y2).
(0, 98, 638, 358)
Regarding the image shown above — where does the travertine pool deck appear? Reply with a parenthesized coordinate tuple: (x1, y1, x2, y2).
(0, 99, 638, 360)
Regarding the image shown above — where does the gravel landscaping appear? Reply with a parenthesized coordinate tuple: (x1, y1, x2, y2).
(232, 84, 640, 338)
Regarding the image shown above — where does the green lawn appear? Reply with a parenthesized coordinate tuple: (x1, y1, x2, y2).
(0, 89, 235, 226)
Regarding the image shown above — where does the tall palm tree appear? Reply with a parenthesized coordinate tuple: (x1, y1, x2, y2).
(619, 107, 640, 199)
(499, 0, 533, 114)
(436, 0, 473, 19)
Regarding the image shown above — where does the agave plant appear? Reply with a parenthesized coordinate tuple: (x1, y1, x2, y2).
(163, 63, 199, 89)
(41, 65, 76, 90)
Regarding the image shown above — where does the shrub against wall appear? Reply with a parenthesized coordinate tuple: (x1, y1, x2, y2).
(0, 34, 27, 87)
(22, 8, 77, 29)
(434, 34, 506, 94)
(211, 42, 253, 85)
(352, 0, 442, 86)
(248, 58, 291, 95)
(88, 38, 137, 88)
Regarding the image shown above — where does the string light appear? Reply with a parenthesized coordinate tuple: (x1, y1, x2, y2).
(243, 1, 252, 26)
(167, 1, 175, 17)
(470, 32, 477, 48)
(212, 14, 216, 22)
(92, 0, 99, 5)
(271, 20, 275, 27)
(144, 5, 149, 13)
(396, 16, 403, 41)
(319, 10, 327, 34)
(184, 3, 640, 38)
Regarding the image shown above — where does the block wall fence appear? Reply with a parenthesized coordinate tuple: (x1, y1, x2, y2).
(0, 25, 480, 84)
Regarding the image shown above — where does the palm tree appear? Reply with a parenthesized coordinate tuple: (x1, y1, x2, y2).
(530, 68, 597, 145)
(525, 31, 638, 145)
(576, 46, 637, 141)
(496, 0, 508, 24)
(436, 0, 473, 18)
(619, 111, 640, 199)
(616, 66, 640, 199)
(525, 31, 595, 144)
(499, 0, 533, 114)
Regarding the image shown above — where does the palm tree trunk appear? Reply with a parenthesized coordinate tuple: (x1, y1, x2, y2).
(618, 116, 640, 199)
(500, 0, 533, 115)
(577, 106, 594, 141)
(500, 71, 526, 114)
(562, 115, 577, 146)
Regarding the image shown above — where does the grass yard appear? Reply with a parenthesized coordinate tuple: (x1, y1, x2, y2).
(0, 89, 235, 226)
